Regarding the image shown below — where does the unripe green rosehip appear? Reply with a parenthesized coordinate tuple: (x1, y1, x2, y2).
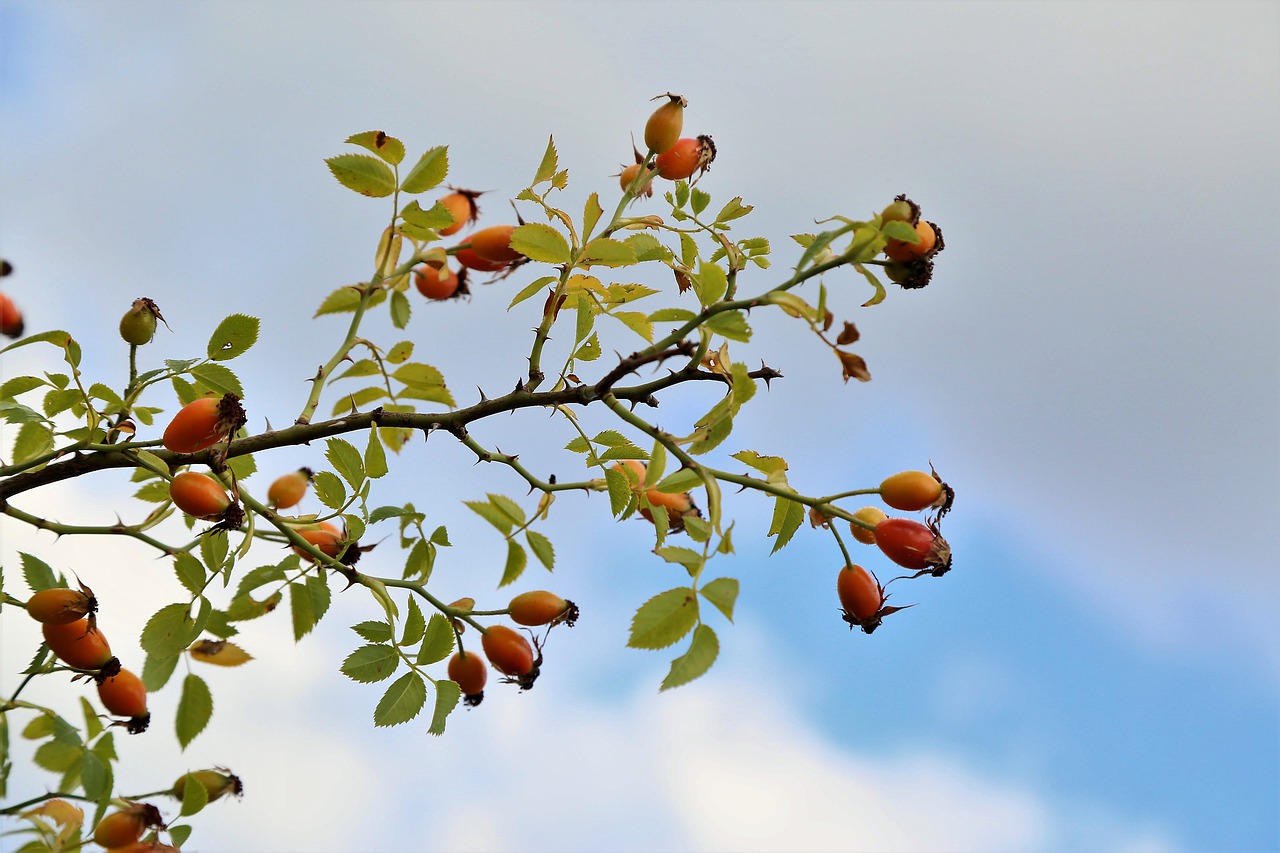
(120, 298, 162, 346)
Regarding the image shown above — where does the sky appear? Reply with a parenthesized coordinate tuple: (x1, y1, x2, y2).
(1, 2, 1277, 852)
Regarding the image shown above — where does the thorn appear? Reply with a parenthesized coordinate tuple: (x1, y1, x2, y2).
(477, 386, 488, 403)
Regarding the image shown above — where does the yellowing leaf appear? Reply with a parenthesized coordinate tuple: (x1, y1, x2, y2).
(188, 639, 253, 667)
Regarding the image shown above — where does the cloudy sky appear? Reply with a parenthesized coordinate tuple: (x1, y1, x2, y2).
(1, 2, 1277, 852)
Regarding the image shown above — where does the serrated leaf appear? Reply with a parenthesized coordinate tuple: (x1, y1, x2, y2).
(312, 471, 347, 509)
(660, 624, 719, 691)
(693, 260, 728, 306)
(714, 197, 753, 224)
(627, 233, 670, 262)
(326, 153, 397, 197)
(341, 644, 400, 683)
(508, 275, 558, 310)
(532, 136, 559, 185)
(628, 587, 699, 650)
(179, 772, 209, 816)
(604, 467, 634, 517)
(352, 620, 394, 643)
(173, 553, 206, 595)
(428, 680, 462, 736)
(573, 331, 601, 362)
(416, 614, 454, 665)
(465, 499, 514, 535)
(345, 130, 405, 165)
(314, 286, 365, 317)
(582, 193, 604, 239)
(853, 262, 888, 307)
(400, 598, 426, 646)
(21, 552, 59, 592)
(374, 671, 428, 727)
(500, 540, 528, 587)
(564, 436, 592, 453)
(364, 429, 388, 479)
(141, 603, 200, 659)
(654, 546, 705, 575)
(650, 308, 697, 323)
(510, 223, 571, 264)
(699, 577, 739, 622)
(290, 575, 331, 641)
(526, 530, 555, 570)
(400, 146, 448, 194)
(579, 238, 636, 268)
(768, 494, 806, 554)
(705, 310, 752, 342)
(732, 450, 789, 480)
(326, 437, 366, 488)
(175, 674, 213, 749)
(206, 314, 260, 361)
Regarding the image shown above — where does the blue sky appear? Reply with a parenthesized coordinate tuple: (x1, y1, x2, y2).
(1, 2, 1277, 852)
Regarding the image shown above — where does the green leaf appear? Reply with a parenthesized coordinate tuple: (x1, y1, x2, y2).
(20, 552, 59, 592)
(374, 671, 428, 727)
(500, 540, 528, 587)
(699, 577, 739, 622)
(142, 652, 181, 692)
(326, 438, 366, 488)
(170, 825, 194, 847)
(732, 450, 789, 481)
(390, 289, 411, 329)
(579, 238, 636, 268)
(352, 620, 394, 643)
(604, 466, 635, 517)
(400, 146, 449, 194)
(312, 471, 347, 510)
(627, 233, 670, 262)
(206, 314, 260, 361)
(0, 399, 49, 425)
(326, 153, 397, 197)
(189, 362, 244, 398)
(345, 130, 405, 165)
(705, 310, 752, 342)
(200, 532, 230, 578)
(80, 749, 112, 800)
(693, 261, 728, 306)
(400, 199, 457, 233)
(688, 397, 734, 456)
(660, 624, 719, 690)
(179, 772, 209, 816)
(768, 494, 805, 554)
(359, 431, 388, 481)
(341, 644, 400, 683)
(175, 674, 213, 749)
(853, 262, 888, 307)
(649, 307, 697, 323)
(714, 197, 754, 225)
(652, 467, 702, 494)
(508, 275, 558, 310)
(416, 614, 454, 666)
(400, 598, 426, 646)
(510, 223, 571, 264)
(574, 331, 601, 362)
(654, 546, 705, 576)
(582, 193, 604, 239)
(235, 562, 288, 597)
(628, 587, 699, 650)
(0, 375, 45, 398)
(314, 286, 366, 317)
(532, 136, 559, 185)
(526, 530, 555, 570)
(140, 603, 200, 660)
(690, 187, 712, 216)
(428, 680, 462, 736)
(564, 436, 592, 454)
(173, 553, 206, 595)
(291, 574, 331, 641)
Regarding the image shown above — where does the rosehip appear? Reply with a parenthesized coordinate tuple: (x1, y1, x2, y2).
(849, 506, 888, 545)
(644, 92, 687, 155)
(43, 618, 113, 670)
(119, 298, 162, 346)
(0, 292, 24, 338)
(267, 468, 312, 509)
(509, 590, 578, 627)
(481, 625, 535, 678)
(874, 517, 952, 576)
(170, 769, 242, 803)
(436, 188, 482, 237)
(162, 394, 245, 454)
(447, 650, 487, 707)
(654, 135, 715, 181)
(879, 470, 945, 512)
(169, 471, 232, 520)
(26, 587, 96, 625)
